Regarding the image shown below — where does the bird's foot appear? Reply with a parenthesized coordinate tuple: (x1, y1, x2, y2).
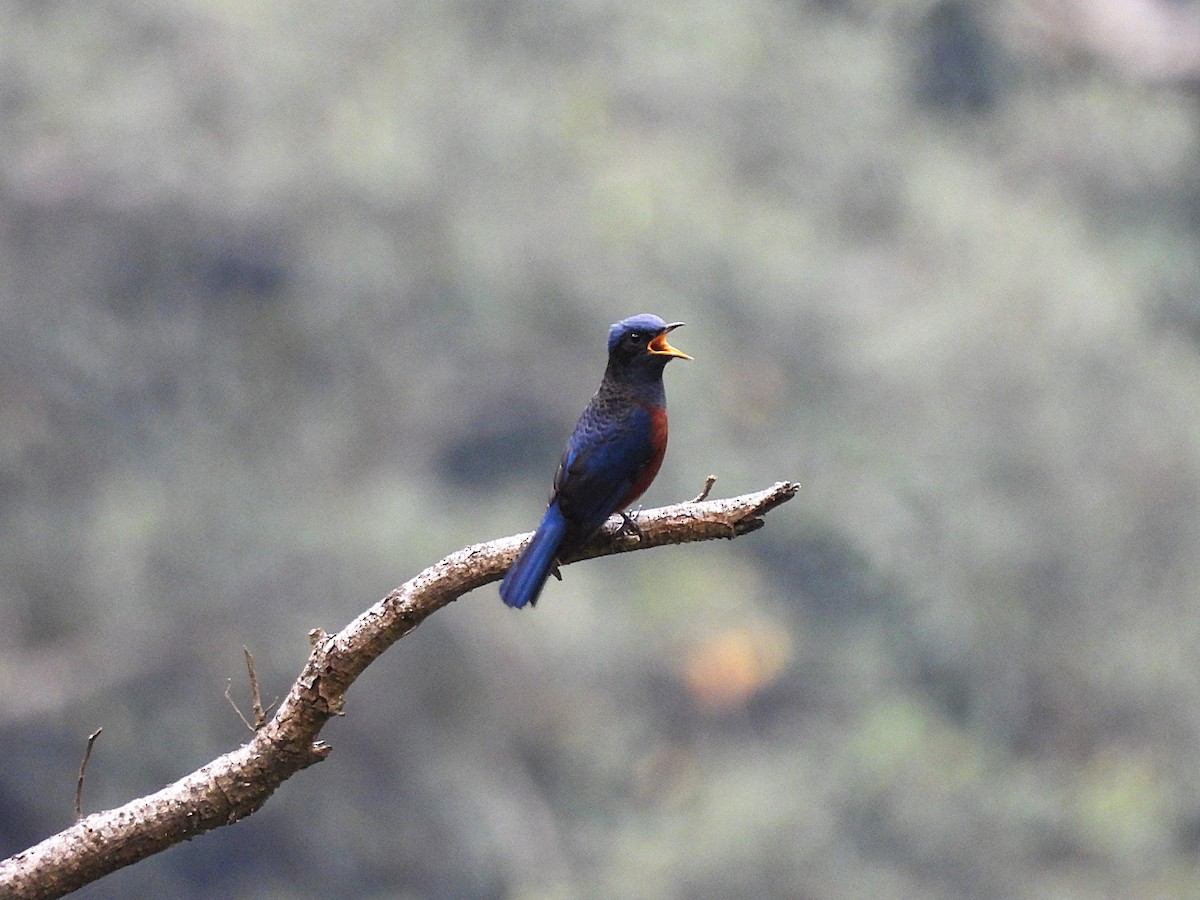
(617, 510, 644, 541)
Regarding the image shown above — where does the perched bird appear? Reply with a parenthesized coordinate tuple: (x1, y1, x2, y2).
(500, 314, 691, 609)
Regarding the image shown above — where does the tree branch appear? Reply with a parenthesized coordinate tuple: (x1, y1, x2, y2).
(0, 481, 798, 899)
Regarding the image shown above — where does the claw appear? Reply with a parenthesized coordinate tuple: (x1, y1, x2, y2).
(618, 510, 643, 540)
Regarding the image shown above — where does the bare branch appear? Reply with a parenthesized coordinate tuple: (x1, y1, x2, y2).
(0, 481, 798, 899)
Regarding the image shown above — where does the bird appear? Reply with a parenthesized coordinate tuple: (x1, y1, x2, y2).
(499, 314, 691, 609)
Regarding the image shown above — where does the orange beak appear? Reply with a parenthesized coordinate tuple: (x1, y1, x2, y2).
(647, 322, 692, 360)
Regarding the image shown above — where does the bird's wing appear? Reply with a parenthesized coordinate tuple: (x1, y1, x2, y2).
(552, 403, 654, 534)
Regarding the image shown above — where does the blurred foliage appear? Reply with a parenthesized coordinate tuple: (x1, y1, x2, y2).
(4, 0, 1200, 897)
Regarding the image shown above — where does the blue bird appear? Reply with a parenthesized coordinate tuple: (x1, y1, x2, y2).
(500, 314, 691, 609)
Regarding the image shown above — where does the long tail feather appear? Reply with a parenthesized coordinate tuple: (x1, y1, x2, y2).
(500, 504, 568, 609)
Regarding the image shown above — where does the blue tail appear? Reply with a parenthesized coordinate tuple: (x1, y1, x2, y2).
(500, 504, 568, 608)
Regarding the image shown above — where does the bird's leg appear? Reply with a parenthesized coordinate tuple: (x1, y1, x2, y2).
(617, 509, 643, 540)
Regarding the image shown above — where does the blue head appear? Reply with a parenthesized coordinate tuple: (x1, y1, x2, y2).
(605, 315, 691, 382)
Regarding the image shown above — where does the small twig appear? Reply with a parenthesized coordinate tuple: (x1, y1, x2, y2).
(224, 681, 254, 732)
(74, 728, 103, 822)
(692, 475, 717, 503)
(225, 647, 274, 731)
(243, 647, 269, 728)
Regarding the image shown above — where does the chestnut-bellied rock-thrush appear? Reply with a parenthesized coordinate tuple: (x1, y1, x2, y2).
(500, 314, 691, 609)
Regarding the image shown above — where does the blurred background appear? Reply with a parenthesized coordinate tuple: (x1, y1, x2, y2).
(4, 0, 1200, 897)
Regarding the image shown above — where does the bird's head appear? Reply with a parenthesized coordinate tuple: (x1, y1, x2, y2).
(606, 314, 691, 377)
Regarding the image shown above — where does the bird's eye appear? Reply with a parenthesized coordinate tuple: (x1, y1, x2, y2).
(626, 332, 642, 344)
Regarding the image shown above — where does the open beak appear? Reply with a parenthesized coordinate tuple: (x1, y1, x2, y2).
(647, 322, 692, 360)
